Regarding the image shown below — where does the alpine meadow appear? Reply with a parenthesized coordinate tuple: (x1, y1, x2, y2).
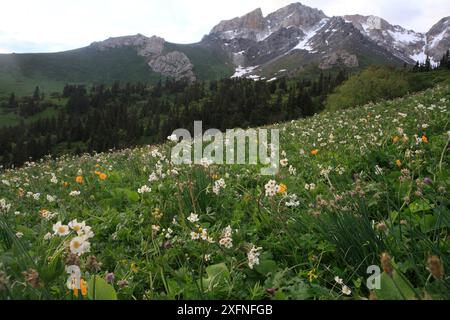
(0, 1, 449, 305)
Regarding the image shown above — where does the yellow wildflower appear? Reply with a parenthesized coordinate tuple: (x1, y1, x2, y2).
(307, 269, 318, 283)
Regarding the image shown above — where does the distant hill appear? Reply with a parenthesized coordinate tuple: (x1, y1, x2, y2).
(0, 2, 449, 95)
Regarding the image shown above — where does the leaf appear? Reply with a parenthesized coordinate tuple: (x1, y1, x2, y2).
(201, 263, 229, 292)
(123, 189, 140, 202)
(88, 275, 118, 300)
(255, 260, 278, 275)
(39, 258, 64, 284)
(389, 211, 399, 223)
(375, 271, 417, 300)
(420, 215, 438, 233)
(409, 200, 433, 214)
(113, 188, 140, 203)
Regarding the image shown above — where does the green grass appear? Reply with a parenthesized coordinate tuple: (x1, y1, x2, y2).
(0, 105, 61, 127)
(0, 84, 448, 300)
(0, 43, 235, 97)
(165, 42, 234, 81)
(0, 47, 165, 96)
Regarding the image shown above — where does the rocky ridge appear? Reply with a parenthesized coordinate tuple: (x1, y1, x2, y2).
(91, 34, 196, 81)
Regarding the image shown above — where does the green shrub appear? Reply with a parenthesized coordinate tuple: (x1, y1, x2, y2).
(325, 66, 410, 110)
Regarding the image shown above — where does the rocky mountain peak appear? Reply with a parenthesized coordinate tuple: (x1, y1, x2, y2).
(266, 2, 327, 31)
(426, 16, 450, 62)
(209, 2, 328, 42)
(344, 14, 426, 63)
(210, 8, 265, 37)
(90, 34, 197, 82)
(90, 34, 165, 57)
(428, 16, 450, 35)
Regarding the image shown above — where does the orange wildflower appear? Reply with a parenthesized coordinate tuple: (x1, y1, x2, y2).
(278, 183, 287, 194)
(80, 279, 88, 296)
(396, 160, 402, 168)
(421, 135, 428, 143)
(39, 209, 50, 219)
(311, 149, 319, 156)
(17, 188, 25, 198)
(393, 136, 400, 143)
(75, 176, 84, 184)
(99, 173, 107, 181)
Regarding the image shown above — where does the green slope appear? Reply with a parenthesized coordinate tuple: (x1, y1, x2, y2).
(0, 42, 234, 96)
(165, 42, 234, 81)
(0, 47, 166, 96)
(0, 85, 448, 300)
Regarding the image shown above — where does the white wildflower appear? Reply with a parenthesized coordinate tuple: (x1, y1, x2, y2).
(187, 213, 199, 223)
(0, 199, 11, 213)
(200, 157, 213, 168)
(285, 194, 300, 208)
(137, 185, 151, 194)
(213, 178, 226, 195)
(53, 221, 70, 237)
(69, 237, 90, 256)
(334, 276, 344, 285)
(247, 245, 262, 269)
(44, 232, 53, 240)
(375, 165, 383, 176)
(280, 158, 289, 167)
(167, 134, 178, 142)
(342, 285, 352, 296)
(265, 180, 279, 197)
(68, 220, 86, 234)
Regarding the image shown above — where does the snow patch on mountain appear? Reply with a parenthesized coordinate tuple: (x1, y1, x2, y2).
(410, 50, 427, 63)
(429, 29, 448, 48)
(292, 18, 329, 52)
(388, 30, 423, 44)
(231, 65, 259, 78)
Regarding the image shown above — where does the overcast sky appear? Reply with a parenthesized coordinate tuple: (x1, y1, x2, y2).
(1, 0, 449, 53)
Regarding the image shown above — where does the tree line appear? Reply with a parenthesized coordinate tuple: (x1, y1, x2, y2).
(0, 71, 347, 167)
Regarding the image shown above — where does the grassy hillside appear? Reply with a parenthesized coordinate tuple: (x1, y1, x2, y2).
(0, 47, 166, 96)
(0, 85, 448, 300)
(0, 43, 234, 97)
(326, 68, 450, 110)
(165, 42, 234, 81)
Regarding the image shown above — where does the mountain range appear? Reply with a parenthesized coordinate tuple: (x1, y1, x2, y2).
(0, 2, 449, 94)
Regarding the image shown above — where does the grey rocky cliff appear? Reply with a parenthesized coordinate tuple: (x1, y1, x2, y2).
(91, 34, 165, 56)
(148, 51, 196, 82)
(319, 51, 359, 69)
(209, 3, 326, 42)
(426, 17, 450, 62)
(90, 34, 196, 82)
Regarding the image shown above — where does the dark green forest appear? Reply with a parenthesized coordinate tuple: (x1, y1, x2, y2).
(1, 49, 449, 168)
(0, 71, 347, 167)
